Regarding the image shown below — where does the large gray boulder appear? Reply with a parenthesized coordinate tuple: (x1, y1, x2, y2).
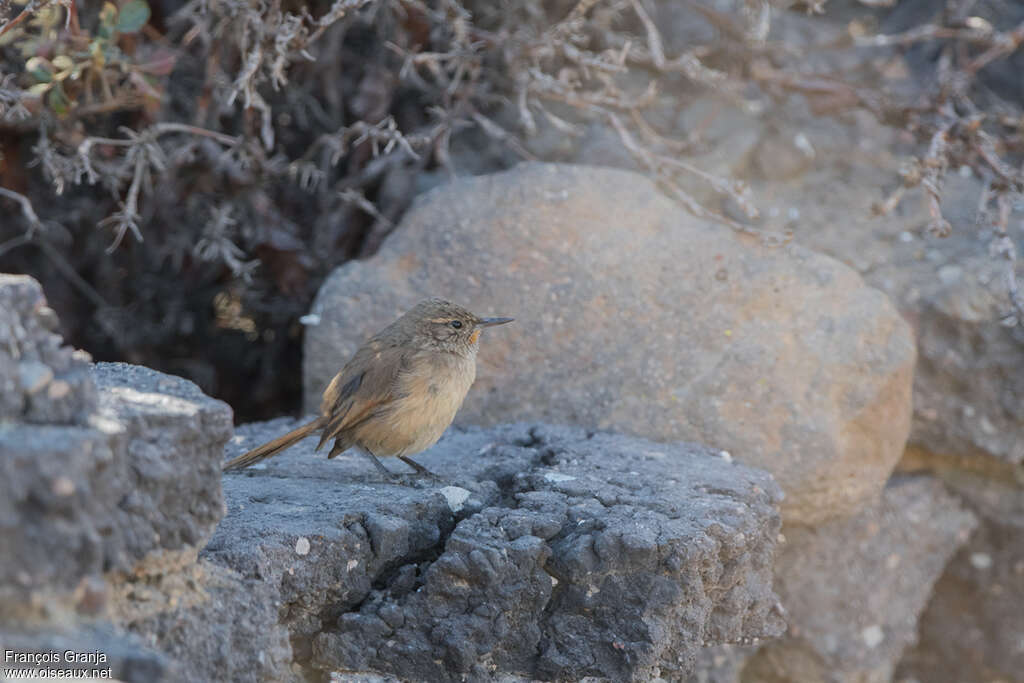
(303, 162, 916, 526)
(216, 420, 784, 681)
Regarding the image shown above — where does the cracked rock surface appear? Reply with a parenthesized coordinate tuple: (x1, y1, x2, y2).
(214, 421, 784, 681)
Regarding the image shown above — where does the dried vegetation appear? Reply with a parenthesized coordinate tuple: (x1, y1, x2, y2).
(0, 0, 1022, 417)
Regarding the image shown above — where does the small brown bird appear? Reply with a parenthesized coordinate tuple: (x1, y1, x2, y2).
(222, 298, 513, 475)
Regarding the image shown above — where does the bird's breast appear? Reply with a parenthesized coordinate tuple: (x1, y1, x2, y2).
(359, 352, 476, 457)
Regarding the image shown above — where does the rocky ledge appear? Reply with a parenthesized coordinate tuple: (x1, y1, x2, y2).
(213, 420, 784, 681)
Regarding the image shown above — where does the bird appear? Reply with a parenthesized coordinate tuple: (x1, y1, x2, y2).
(222, 298, 513, 476)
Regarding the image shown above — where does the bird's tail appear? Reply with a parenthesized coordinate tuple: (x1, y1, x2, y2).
(222, 417, 326, 471)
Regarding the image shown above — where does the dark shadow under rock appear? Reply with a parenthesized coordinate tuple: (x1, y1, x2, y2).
(213, 421, 785, 682)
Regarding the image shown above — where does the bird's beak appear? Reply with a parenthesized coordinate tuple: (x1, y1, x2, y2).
(477, 317, 514, 327)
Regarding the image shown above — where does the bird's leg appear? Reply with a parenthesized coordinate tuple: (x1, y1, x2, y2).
(361, 449, 395, 477)
(398, 455, 440, 479)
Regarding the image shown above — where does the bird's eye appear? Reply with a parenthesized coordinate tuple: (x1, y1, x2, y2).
(450, 320, 462, 329)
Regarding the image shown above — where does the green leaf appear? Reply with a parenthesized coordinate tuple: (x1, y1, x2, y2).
(25, 56, 52, 82)
(116, 0, 151, 33)
(29, 68, 52, 83)
(47, 84, 70, 116)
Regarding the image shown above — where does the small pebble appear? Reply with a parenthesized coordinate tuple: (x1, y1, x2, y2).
(861, 625, 884, 648)
(970, 553, 992, 570)
(47, 380, 71, 399)
(439, 486, 471, 513)
(52, 476, 75, 497)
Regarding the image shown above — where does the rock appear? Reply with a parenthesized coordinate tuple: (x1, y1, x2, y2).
(896, 515, 1024, 683)
(18, 359, 54, 394)
(674, 84, 1024, 683)
(894, 454, 1024, 683)
(767, 120, 1024, 681)
(93, 363, 233, 552)
(905, 248, 1024, 465)
(216, 421, 784, 681)
(208, 417, 462, 662)
(0, 360, 280, 680)
(751, 129, 816, 182)
(0, 421, 122, 606)
(303, 163, 916, 525)
(0, 559, 295, 683)
(0, 363, 232, 605)
(743, 475, 976, 683)
(837, 171, 1024, 468)
(0, 277, 297, 681)
(0, 274, 96, 424)
(688, 644, 756, 683)
(676, 98, 763, 180)
(760, 121, 1024, 466)
(110, 558, 296, 683)
(0, 355, 282, 681)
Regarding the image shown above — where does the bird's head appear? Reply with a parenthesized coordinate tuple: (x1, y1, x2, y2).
(403, 298, 513, 356)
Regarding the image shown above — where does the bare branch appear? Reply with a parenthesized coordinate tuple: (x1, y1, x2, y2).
(0, 187, 44, 235)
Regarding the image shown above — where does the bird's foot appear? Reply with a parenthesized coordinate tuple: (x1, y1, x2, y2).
(398, 456, 443, 481)
(361, 451, 441, 484)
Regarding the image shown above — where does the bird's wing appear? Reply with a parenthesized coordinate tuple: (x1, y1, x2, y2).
(315, 340, 407, 452)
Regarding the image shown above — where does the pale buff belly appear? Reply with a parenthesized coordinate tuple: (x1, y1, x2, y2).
(354, 354, 476, 457)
